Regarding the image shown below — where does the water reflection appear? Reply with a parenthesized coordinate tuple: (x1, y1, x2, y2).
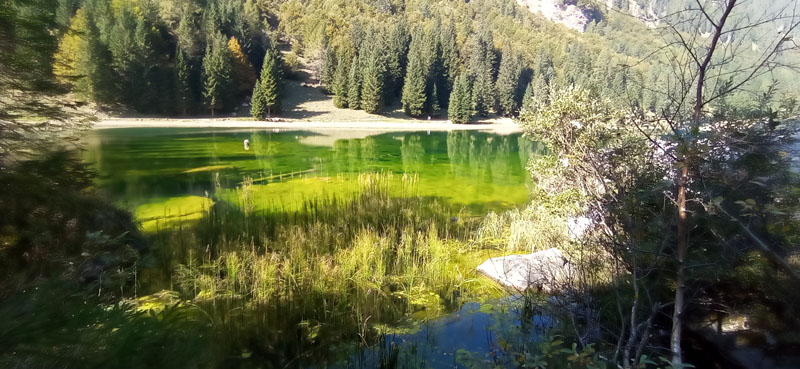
(83, 128, 542, 214)
(331, 298, 555, 368)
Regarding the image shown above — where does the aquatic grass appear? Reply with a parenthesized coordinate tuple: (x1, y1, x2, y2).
(140, 172, 507, 365)
(476, 205, 572, 253)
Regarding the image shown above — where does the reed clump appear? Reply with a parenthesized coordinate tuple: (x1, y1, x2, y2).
(146, 172, 489, 362)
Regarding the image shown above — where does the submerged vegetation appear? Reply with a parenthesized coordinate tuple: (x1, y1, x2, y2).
(142, 172, 510, 365)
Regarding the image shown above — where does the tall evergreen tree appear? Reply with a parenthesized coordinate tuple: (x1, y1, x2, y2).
(250, 48, 282, 118)
(347, 55, 361, 109)
(495, 46, 522, 117)
(386, 21, 410, 98)
(202, 32, 233, 116)
(361, 31, 386, 114)
(321, 44, 337, 90)
(330, 45, 355, 108)
(332, 50, 351, 108)
(429, 83, 441, 117)
(534, 48, 555, 84)
(174, 47, 192, 115)
(469, 32, 495, 117)
(108, 5, 155, 110)
(402, 29, 430, 117)
(437, 20, 459, 104)
(448, 73, 472, 124)
(176, 10, 200, 57)
(521, 80, 535, 113)
(531, 73, 549, 108)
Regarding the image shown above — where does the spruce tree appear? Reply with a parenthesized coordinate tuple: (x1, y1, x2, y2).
(321, 44, 337, 90)
(448, 73, 472, 124)
(438, 20, 459, 103)
(402, 29, 429, 117)
(347, 55, 361, 109)
(250, 49, 282, 119)
(250, 74, 265, 119)
(532, 73, 549, 108)
(521, 80, 535, 113)
(361, 32, 386, 114)
(386, 21, 410, 97)
(107, 5, 155, 110)
(534, 48, 555, 84)
(429, 83, 441, 117)
(332, 51, 350, 108)
(469, 32, 496, 117)
(174, 47, 192, 115)
(202, 32, 233, 116)
(495, 47, 522, 117)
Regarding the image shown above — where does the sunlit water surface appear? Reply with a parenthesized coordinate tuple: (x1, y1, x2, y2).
(84, 128, 540, 228)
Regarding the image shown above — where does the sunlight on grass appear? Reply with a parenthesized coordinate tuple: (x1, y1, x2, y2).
(135, 196, 213, 232)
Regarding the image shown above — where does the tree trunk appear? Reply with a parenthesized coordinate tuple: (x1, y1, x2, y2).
(671, 165, 689, 367)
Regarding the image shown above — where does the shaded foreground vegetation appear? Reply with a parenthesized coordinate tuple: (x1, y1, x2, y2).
(1, 161, 529, 367)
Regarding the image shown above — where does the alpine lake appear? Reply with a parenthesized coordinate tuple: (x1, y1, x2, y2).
(82, 127, 549, 368)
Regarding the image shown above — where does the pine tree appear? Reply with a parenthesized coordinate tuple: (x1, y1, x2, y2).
(361, 32, 386, 114)
(469, 32, 496, 117)
(332, 51, 350, 108)
(402, 29, 430, 117)
(250, 49, 282, 119)
(386, 21, 410, 97)
(250, 74, 266, 119)
(228, 37, 257, 97)
(107, 5, 155, 110)
(448, 73, 472, 124)
(176, 11, 200, 57)
(495, 46, 522, 117)
(534, 48, 555, 84)
(521, 80, 535, 113)
(532, 73, 549, 108)
(347, 55, 361, 109)
(321, 44, 337, 90)
(85, 15, 115, 103)
(202, 32, 234, 116)
(429, 83, 441, 117)
(438, 20, 459, 102)
(174, 47, 192, 115)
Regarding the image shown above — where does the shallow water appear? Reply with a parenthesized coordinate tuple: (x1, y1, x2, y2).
(83, 128, 540, 229)
(332, 298, 554, 368)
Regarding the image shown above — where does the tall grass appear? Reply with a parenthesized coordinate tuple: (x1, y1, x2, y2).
(476, 205, 571, 253)
(144, 172, 492, 366)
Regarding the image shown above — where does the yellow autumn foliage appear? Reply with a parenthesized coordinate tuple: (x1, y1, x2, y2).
(53, 7, 89, 87)
(227, 37, 257, 96)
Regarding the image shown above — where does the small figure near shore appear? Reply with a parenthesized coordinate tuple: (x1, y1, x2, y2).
(243, 139, 250, 150)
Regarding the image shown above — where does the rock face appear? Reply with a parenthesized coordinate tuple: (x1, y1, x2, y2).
(516, 0, 668, 32)
(515, 0, 590, 32)
(477, 248, 573, 292)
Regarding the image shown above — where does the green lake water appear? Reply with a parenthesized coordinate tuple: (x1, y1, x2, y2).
(83, 128, 540, 229)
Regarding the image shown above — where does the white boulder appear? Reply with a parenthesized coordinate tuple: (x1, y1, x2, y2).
(477, 248, 573, 292)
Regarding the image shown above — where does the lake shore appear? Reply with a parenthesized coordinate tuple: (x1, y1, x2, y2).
(92, 117, 523, 133)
